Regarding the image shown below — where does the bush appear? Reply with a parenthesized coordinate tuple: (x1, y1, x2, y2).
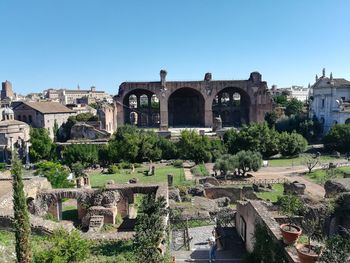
(34, 161, 74, 188)
(107, 164, 119, 174)
(33, 229, 90, 263)
(62, 144, 100, 167)
(190, 164, 209, 177)
(278, 131, 307, 157)
(172, 160, 183, 168)
(323, 124, 350, 153)
(118, 161, 133, 169)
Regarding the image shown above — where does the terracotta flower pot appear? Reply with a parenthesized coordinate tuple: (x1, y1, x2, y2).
(296, 244, 320, 263)
(280, 224, 302, 245)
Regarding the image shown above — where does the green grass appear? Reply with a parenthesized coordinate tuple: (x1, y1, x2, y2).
(256, 183, 284, 202)
(90, 165, 192, 188)
(305, 167, 349, 185)
(62, 205, 78, 221)
(268, 155, 342, 167)
(190, 164, 209, 177)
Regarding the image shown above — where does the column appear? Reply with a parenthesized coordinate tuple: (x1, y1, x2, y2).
(159, 96, 168, 130)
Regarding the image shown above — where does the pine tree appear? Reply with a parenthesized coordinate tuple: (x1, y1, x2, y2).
(12, 152, 31, 263)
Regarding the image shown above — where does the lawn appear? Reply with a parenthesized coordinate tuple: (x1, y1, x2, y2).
(304, 166, 349, 185)
(90, 165, 192, 188)
(268, 155, 344, 167)
(256, 183, 284, 202)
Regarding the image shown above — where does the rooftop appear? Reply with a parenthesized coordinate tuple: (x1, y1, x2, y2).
(14, 101, 75, 114)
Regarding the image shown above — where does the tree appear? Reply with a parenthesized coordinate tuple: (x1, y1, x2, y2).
(177, 130, 212, 163)
(233, 150, 262, 176)
(29, 128, 53, 162)
(273, 94, 288, 107)
(134, 194, 168, 263)
(33, 229, 90, 263)
(278, 131, 307, 157)
(323, 124, 350, 153)
(34, 161, 74, 188)
(302, 154, 320, 173)
(285, 98, 304, 116)
(62, 144, 100, 167)
(12, 153, 31, 263)
(223, 123, 280, 158)
(265, 111, 278, 128)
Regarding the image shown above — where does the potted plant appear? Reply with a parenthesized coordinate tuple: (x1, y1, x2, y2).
(296, 208, 326, 263)
(278, 195, 303, 244)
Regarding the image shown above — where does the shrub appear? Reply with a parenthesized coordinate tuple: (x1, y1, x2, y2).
(172, 160, 183, 168)
(118, 161, 133, 169)
(34, 161, 74, 188)
(278, 131, 307, 157)
(190, 164, 209, 177)
(62, 144, 100, 167)
(33, 229, 90, 263)
(107, 164, 119, 174)
(323, 124, 350, 153)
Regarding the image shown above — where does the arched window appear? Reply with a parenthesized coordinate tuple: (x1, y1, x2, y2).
(140, 94, 149, 108)
(220, 92, 230, 106)
(129, 95, 137, 109)
(130, 111, 138, 125)
(151, 94, 159, 109)
(232, 92, 241, 107)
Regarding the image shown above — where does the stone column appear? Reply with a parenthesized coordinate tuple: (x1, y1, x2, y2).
(204, 99, 213, 127)
(159, 96, 168, 130)
(115, 100, 124, 127)
(136, 95, 141, 126)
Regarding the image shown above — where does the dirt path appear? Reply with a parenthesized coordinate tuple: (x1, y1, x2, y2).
(184, 168, 193, 180)
(205, 160, 350, 200)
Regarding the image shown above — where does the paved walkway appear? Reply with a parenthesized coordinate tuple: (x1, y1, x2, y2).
(184, 168, 193, 180)
(172, 226, 245, 263)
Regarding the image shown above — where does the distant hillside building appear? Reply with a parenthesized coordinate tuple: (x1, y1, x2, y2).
(1, 81, 14, 101)
(271, 85, 309, 102)
(44, 86, 111, 105)
(13, 101, 76, 139)
(310, 68, 350, 134)
(97, 103, 116, 134)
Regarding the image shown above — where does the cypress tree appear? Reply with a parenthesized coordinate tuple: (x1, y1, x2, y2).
(12, 152, 31, 263)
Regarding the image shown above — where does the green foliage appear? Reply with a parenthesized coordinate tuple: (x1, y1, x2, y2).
(177, 130, 212, 163)
(245, 223, 287, 263)
(223, 123, 280, 158)
(156, 137, 178, 160)
(214, 151, 262, 177)
(33, 229, 90, 263)
(34, 161, 74, 188)
(285, 98, 304, 116)
(62, 144, 100, 167)
(11, 153, 31, 263)
(275, 115, 322, 142)
(172, 160, 183, 168)
(273, 94, 288, 107)
(75, 112, 98, 122)
(29, 128, 53, 162)
(0, 162, 6, 171)
(323, 124, 350, 153)
(264, 111, 278, 128)
(70, 162, 85, 177)
(277, 195, 303, 227)
(319, 235, 350, 262)
(190, 164, 209, 177)
(134, 194, 167, 263)
(107, 164, 119, 174)
(278, 131, 307, 157)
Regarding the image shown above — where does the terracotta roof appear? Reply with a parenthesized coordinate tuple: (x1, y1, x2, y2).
(15, 101, 75, 114)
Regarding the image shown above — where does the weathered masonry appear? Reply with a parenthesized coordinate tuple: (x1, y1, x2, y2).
(114, 71, 273, 130)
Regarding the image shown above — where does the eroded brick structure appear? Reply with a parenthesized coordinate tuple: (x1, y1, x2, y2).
(114, 71, 272, 129)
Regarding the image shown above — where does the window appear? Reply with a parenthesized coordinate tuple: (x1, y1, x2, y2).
(341, 97, 346, 101)
(322, 99, 325, 108)
(28, 115, 32, 123)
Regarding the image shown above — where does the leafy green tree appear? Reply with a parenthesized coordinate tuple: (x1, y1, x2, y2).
(33, 229, 90, 263)
(323, 124, 350, 153)
(70, 162, 85, 177)
(156, 137, 178, 160)
(12, 153, 31, 263)
(278, 131, 307, 157)
(29, 128, 53, 162)
(177, 130, 211, 163)
(62, 144, 100, 167)
(264, 111, 278, 128)
(233, 150, 262, 176)
(285, 98, 304, 116)
(223, 123, 279, 158)
(273, 94, 288, 107)
(34, 161, 74, 188)
(134, 194, 168, 263)
(75, 112, 98, 122)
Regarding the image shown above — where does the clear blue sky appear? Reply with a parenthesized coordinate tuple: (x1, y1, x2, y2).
(0, 0, 349, 95)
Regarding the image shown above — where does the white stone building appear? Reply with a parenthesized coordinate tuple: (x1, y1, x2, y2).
(309, 69, 350, 134)
(44, 86, 111, 105)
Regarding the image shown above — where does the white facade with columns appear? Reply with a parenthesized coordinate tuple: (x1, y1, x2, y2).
(310, 69, 350, 134)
